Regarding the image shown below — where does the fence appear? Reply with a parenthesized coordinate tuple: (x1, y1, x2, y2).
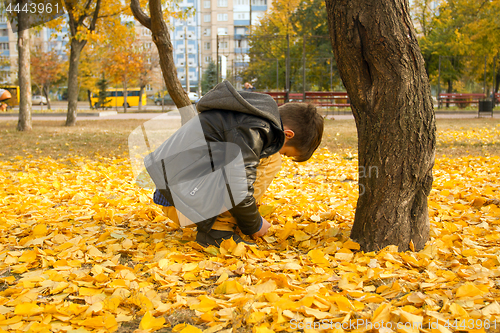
(212, 34, 500, 108)
(215, 34, 345, 98)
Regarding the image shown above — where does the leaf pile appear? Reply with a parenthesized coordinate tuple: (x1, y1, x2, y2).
(1, 144, 500, 332)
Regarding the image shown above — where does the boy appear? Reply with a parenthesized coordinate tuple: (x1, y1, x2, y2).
(149, 81, 323, 247)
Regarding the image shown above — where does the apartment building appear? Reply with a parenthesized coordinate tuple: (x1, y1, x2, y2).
(198, 0, 268, 88)
(0, 15, 68, 85)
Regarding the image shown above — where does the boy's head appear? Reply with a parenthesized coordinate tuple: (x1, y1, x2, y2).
(278, 103, 324, 162)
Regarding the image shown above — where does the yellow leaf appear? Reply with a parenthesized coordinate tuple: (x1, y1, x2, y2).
(455, 283, 485, 298)
(343, 240, 360, 250)
(255, 325, 275, 333)
(247, 311, 266, 324)
(139, 311, 165, 331)
(32, 224, 47, 236)
(259, 205, 275, 216)
(179, 324, 202, 333)
(372, 303, 391, 322)
(18, 250, 36, 263)
(232, 242, 247, 257)
(14, 303, 43, 316)
(308, 249, 330, 266)
(215, 280, 244, 294)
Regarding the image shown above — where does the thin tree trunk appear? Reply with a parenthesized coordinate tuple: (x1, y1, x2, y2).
(138, 85, 145, 112)
(130, 0, 196, 125)
(326, 0, 436, 252)
(17, 24, 32, 131)
(123, 79, 128, 113)
(65, 39, 86, 126)
(446, 79, 453, 108)
(43, 86, 51, 110)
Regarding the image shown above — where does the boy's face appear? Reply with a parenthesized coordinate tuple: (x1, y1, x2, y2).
(279, 144, 300, 159)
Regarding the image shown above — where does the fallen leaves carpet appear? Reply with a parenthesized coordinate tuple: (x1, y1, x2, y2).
(1, 144, 500, 332)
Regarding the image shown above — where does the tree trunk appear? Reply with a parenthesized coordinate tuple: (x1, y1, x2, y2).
(43, 85, 51, 110)
(446, 79, 453, 108)
(138, 85, 145, 112)
(17, 24, 32, 131)
(130, 0, 196, 125)
(123, 79, 128, 113)
(325, 0, 436, 252)
(65, 39, 86, 126)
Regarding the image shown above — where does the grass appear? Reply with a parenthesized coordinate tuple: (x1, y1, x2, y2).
(0, 117, 500, 162)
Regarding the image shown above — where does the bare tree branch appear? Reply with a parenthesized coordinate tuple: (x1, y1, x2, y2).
(130, 0, 152, 30)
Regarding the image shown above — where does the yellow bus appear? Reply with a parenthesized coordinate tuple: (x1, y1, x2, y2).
(0, 85, 20, 107)
(90, 88, 147, 108)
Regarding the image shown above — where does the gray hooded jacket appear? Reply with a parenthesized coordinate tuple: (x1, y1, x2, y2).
(148, 81, 284, 235)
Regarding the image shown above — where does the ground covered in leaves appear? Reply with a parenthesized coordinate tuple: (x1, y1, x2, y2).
(1, 123, 500, 333)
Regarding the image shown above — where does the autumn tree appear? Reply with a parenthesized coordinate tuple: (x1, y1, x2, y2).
(130, 0, 196, 124)
(31, 49, 65, 109)
(243, 0, 339, 91)
(201, 60, 217, 94)
(325, 0, 436, 251)
(62, 0, 126, 126)
(413, 0, 500, 95)
(103, 38, 142, 113)
(135, 47, 159, 112)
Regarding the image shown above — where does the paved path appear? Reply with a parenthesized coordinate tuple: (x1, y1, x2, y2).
(0, 111, 498, 121)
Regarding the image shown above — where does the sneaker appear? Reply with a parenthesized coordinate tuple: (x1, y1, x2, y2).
(196, 229, 256, 248)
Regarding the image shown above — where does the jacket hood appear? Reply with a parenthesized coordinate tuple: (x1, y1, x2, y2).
(197, 80, 283, 131)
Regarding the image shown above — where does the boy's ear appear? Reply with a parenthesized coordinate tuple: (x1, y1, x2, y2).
(284, 129, 295, 139)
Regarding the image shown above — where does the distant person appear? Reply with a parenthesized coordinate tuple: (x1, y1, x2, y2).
(0, 89, 12, 112)
(243, 82, 255, 92)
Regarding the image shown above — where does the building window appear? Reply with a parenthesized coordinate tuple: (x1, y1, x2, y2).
(234, 12, 249, 20)
(219, 41, 228, 49)
(217, 28, 228, 35)
(145, 84, 153, 91)
(235, 0, 248, 4)
(217, 13, 228, 21)
(0, 29, 7, 37)
(217, 0, 228, 7)
(251, 0, 266, 4)
(0, 43, 9, 50)
(144, 43, 152, 49)
(204, 42, 211, 50)
(204, 14, 211, 22)
(235, 27, 246, 35)
(203, 28, 211, 36)
(204, 56, 212, 63)
(204, 0, 210, 7)
(142, 28, 152, 36)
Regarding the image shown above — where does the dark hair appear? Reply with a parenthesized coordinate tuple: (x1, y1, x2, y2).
(279, 103, 324, 162)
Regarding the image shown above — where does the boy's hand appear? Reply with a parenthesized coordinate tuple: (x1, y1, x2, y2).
(252, 218, 271, 238)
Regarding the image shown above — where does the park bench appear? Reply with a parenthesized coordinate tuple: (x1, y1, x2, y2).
(261, 91, 350, 108)
(438, 93, 486, 108)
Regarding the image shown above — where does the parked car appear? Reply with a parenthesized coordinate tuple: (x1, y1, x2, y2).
(154, 94, 174, 106)
(32, 95, 48, 105)
(154, 92, 200, 105)
(188, 92, 199, 103)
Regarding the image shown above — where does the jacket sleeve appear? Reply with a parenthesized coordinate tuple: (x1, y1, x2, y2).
(224, 124, 268, 235)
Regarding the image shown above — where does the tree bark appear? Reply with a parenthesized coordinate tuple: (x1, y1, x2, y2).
(43, 86, 51, 110)
(17, 21, 32, 131)
(138, 85, 145, 112)
(123, 78, 128, 113)
(325, 0, 436, 252)
(65, 39, 86, 126)
(64, 0, 102, 126)
(130, 0, 196, 125)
